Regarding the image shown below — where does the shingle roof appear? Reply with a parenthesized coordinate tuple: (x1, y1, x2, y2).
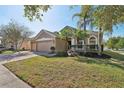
(60, 25, 98, 34)
(33, 26, 98, 40)
(60, 25, 77, 32)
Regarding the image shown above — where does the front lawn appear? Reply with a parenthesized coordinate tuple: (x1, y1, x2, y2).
(4, 54, 124, 88)
(103, 51, 124, 61)
(0, 50, 15, 55)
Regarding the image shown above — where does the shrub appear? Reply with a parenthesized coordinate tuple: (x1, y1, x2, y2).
(50, 46, 55, 53)
(22, 47, 26, 51)
(56, 51, 68, 57)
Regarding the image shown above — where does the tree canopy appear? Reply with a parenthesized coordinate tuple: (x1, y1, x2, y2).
(0, 20, 33, 50)
(107, 37, 124, 50)
(93, 6, 124, 33)
(24, 5, 51, 21)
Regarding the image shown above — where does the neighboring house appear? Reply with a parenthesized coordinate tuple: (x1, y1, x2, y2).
(19, 39, 32, 50)
(21, 26, 101, 52)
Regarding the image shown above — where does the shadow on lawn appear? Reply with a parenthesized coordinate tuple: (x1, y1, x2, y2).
(76, 56, 124, 70)
(33, 51, 124, 70)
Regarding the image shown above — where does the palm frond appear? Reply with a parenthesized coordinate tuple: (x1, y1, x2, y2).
(72, 13, 82, 20)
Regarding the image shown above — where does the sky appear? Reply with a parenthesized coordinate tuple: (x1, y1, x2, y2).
(0, 5, 124, 40)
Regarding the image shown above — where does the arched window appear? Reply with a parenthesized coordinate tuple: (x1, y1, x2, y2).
(89, 36, 96, 45)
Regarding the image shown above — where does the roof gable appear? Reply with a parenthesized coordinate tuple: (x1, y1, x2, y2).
(34, 29, 56, 40)
(60, 26, 98, 34)
(60, 26, 77, 32)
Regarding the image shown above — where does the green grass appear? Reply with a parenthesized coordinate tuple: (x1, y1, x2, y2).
(4, 55, 124, 88)
(1, 50, 15, 55)
(103, 51, 124, 61)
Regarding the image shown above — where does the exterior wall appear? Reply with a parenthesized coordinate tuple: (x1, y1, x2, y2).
(20, 40, 31, 50)
(55, 38, 67, 52)
(71, 32, 98, 45)
(31, 42, 37, 51)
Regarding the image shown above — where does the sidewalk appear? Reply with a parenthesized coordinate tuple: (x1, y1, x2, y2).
(111, 50, 124, 55)
(0, 65, 31, 88)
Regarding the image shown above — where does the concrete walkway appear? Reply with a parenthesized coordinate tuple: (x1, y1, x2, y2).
(111, 50, 124, 55)
(0, 65, 31, 88)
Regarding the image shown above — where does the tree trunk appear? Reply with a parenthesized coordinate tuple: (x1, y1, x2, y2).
(83, 38, 87, 53)
(98, 27, 103, 55)
(83, 17, 87, 53)
(83, 17, 86, 31)
(15, 42, 18, 51)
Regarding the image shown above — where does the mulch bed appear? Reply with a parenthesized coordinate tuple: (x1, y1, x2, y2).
(79, 52, 111, 59)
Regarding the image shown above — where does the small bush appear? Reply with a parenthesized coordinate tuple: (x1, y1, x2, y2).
(56, 51, 68, 57)
(22, 47, 25, 51)
(50, 46, 55, 53)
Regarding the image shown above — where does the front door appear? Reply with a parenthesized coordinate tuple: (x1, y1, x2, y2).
(68, 41, 71, 49)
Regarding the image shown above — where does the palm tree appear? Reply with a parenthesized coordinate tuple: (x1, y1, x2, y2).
(59, 26, 76, 51)
(72, 5, 94, 52)
(72, 5, 94, 31)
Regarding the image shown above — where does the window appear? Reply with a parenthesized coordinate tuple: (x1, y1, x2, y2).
(78, 40, 84, 45)
(77, 40, 84, 49)
(89, 37, 96, 45)
(89, 36, 97, 50)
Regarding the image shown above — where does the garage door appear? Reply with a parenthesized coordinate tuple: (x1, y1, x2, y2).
(37, 40, 54, 52)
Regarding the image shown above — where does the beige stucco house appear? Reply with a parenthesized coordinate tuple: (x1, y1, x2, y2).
(21, 26, 100, 52)
(60, 26, 99, 51)
(71, 31, 99, 51)
(30, 29, 67, 52)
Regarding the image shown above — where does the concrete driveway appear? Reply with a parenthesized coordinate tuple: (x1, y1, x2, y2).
(0, 51, 37, 64)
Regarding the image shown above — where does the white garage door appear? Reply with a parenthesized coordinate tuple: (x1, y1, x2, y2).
(37, 40, 54, 52)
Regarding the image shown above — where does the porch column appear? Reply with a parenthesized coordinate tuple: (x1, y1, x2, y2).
(71, 37, 77, 50)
